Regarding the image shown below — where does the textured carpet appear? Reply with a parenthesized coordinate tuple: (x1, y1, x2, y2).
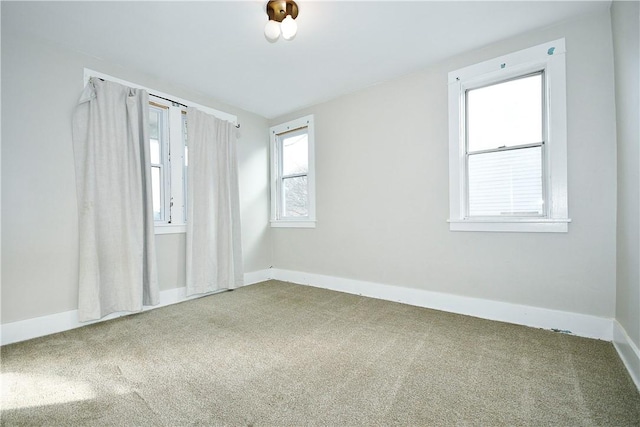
(2, 280, 639, 426)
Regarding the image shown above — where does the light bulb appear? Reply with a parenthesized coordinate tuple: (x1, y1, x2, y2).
(264, 20, 281, 41)
(280, 15, 297, 40)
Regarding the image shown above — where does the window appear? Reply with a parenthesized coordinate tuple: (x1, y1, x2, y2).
(448, 39, 570, 232)
(148, 97, 188, 230)
(270, 115, 316, 227)
(467, 72, 544, 217)
(83, 68, 237, 235)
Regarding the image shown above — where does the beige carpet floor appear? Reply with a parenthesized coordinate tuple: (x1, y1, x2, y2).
(2, 280, 639, 426)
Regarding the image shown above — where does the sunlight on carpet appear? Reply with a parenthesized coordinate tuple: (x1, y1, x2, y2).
(1, 373, 97, 410)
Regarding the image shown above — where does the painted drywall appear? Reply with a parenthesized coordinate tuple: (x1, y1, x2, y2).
(1, 31, 271, 324)
(270, 11, 618, 319)
(612, 0, 640, 347)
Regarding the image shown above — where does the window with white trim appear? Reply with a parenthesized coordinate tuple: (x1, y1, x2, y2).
(448, 39, 570, 233)
(148, 97, 187, 228)
(270, 115, 316, 228)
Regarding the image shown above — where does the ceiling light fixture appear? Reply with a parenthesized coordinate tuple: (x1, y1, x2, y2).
(264, 0, 299, 42)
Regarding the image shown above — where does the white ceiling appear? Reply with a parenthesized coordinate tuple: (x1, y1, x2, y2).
(3, 1, 610, 119)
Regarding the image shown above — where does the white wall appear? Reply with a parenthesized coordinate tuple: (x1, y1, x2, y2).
(612, 0, 640, 347)
(270, 11, 618, 319)
(1, 31, 272, 324)
(0, 7, 627, 338)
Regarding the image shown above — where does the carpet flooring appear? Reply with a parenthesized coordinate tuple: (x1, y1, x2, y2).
(2, 280, 639, 426)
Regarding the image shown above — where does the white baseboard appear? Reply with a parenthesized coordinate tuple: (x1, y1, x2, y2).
(0, 269, 271, 346)
(270, 268, 613, 341)
(613, 320, 640, 391)
(5, 267, 636, 390)
(0, 266, 617, 346)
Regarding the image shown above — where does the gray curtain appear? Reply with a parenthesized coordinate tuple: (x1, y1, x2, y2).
(72, 78, 159, 322)
(186, 107, 243, 295)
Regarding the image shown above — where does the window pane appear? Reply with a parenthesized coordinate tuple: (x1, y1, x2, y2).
(283, 175, 308, 217)
(150, 139, 160, 164)
(149, 108, 160, 140)
(468, 146, 543, 216)
(467, 73, 542, 152)
(282, 132, 308, 175)
(182, 115, 188, 221)
(182, 115, 189, 167)
(151, 166, 162, 220)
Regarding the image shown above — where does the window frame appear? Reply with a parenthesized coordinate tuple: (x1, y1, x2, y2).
(148, 96, 188, 232)
(270, 115, 316, 228)
(465, 71, 546, 218)
(447, 39, 570, 233)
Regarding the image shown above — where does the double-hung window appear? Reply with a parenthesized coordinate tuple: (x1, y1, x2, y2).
(270, 115, 316, 227)
(148, 96, 188, 232)
(448, 39, 570, 232)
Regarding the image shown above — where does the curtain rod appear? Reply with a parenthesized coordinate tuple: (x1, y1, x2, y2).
(95, 77, 240, 129)
(150, 94, 241, 129)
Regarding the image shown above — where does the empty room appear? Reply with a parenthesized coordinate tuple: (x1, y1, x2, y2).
(1, 0, 639, 425)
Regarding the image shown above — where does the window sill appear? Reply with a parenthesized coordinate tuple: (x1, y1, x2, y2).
(448, 218, 571, 233)
(155, 224, 187, 235)
(270, 220, 316, 229)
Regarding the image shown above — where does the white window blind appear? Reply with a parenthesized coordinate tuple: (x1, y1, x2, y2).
(468, 146, 543, 216)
